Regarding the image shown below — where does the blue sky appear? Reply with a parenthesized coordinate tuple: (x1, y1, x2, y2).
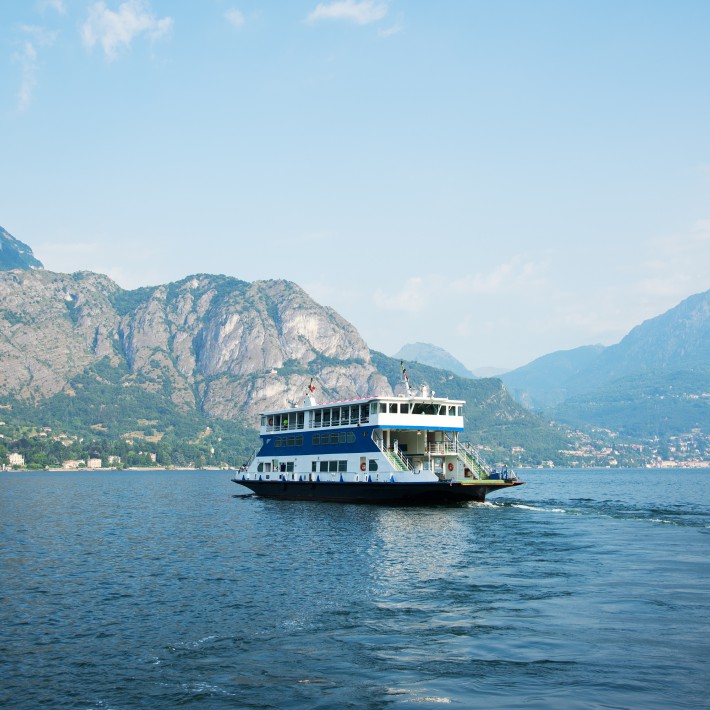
(2, 0, 709, 370)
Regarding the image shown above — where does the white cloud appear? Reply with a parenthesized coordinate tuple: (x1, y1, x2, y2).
(15, 40, 38, 112)
(225, 8, 245, 29)
(377, 23, 401, 38)
(38, 0, 66, 14)
(639, 219, 710, 299)
(307, 0, 387, 25)
(82, 0, 173, 60)
(451, 258, 547, 296)
(373, 277, 429, 314)
(12, 25, 56, 112)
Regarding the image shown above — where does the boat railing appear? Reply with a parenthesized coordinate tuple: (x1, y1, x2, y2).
(242, 448, 257, 470)
(457, 442, 494, 480)
(372, 433, 414, 472)
(427, 441, 458, 455)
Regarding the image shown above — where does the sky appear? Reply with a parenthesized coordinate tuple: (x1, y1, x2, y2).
(1, 0, 709, 371)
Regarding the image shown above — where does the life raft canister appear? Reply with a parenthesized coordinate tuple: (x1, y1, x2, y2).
(448, 462, 454, 472)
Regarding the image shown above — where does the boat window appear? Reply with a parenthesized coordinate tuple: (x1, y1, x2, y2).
(286, 462, 294, 472)
(457, 407, 463, 416)
(312, 434, 320, 445)
(329, 460, 338, 472)
(448, 406, 456, 416)
(331, 408, 340, 425)
(337, 432, 345, 444)
(312, 461, 317, 472)
(368, 459, 378, 471)
(323, 410, 331, 427)
(265, 463, 272, 472)
(389, 403, 397, 414)
(380, 403, 387, 413)
(338, 460, 347, 472)
(257, 462, 263, 472)
(400, 403, 410, 413)
(261, 416, 267, 427)
(439, 406, 446, 415)
(370, 402, 378, 415)
(320, 461, 328, 473)
(296, 435, 303, 446)
(412, 403, 424, 414)
(314, 410, 322, 428)
(329, 433, 339, 445)
(361, 404, 369, 422)
(274, 439, 281, 448)
(347, 432, 355, 443)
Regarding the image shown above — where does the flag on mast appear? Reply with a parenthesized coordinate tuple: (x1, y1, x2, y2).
(308, 378, 316, 393)
(400, 361, 410, 388)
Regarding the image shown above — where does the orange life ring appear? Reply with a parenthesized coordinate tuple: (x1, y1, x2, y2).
(360, 462, 366, 472)
(448, 462, 454, 472)
(268, 417, 273, 426)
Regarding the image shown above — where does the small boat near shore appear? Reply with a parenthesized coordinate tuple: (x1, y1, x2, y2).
(232, 373, 523, 504)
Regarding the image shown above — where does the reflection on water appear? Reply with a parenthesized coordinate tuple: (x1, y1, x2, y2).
(1, 469, 709, 709)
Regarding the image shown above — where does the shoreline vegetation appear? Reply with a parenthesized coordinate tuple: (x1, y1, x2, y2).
(3, 464, 709, 473)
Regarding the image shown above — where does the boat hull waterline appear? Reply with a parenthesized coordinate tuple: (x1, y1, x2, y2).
(233, 477, 524, 503)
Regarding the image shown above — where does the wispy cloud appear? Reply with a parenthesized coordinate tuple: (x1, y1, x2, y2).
(225, 8, 245, 29)
(307, 0, 387, 25)
(82, 0, 173, 60)
(638, 219, 710, 299)
(451, 257, 547, 296)
(377, 23, 401, 38)
(373, 277, 429, 314)
(13, 25, 56, 112)
(38, 0, 66, 14)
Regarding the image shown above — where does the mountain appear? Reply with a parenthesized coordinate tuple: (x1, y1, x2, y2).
(0, 269, 388, 421)
(502, 290, 710, 439)
(0, 226, 43, 271)
(500, 345, 606, 410)
(1, 266, 559, 465)
(394, 342, 477, 379)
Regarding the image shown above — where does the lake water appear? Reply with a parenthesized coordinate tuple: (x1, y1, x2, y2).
(1, 469, 709, 709)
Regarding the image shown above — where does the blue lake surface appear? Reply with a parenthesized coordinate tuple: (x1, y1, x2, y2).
(1, 468, 709, 709)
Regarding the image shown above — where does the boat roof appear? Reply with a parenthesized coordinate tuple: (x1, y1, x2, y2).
(259, 392, 465, 417)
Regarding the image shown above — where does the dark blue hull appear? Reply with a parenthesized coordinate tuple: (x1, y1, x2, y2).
(232, 477, 523, 504)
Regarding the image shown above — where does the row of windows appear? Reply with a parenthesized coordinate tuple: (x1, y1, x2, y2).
(313, 432, 356, 445)
(263, 400, 462, 433)
(257, 459, 379, 473)
(313, 405, 369, 428)
(274, 435, 304, 448)
(271, 432, 357, 448)
(376, 402, 462, 416)
(311, 459, 379, 472)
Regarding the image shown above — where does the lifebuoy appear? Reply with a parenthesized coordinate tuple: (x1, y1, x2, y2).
(268, 417, 273, 426)
(360, 462, 366, 472)
(448, 462, 454, 472)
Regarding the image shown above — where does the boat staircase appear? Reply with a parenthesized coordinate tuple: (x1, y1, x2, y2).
(373, 435, 414, 472)
(456, 441, 492, 480)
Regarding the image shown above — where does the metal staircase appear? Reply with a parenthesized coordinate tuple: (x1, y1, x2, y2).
(457, 441, 492, 480)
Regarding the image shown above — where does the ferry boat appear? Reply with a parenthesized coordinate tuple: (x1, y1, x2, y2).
(232, 377, 523, 504)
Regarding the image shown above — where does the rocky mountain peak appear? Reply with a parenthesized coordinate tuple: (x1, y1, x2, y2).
(0, 226, 44, 271)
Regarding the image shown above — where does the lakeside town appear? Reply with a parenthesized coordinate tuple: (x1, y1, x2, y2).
(2, 421, 709, 472)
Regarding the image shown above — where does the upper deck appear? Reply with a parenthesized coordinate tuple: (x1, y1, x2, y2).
(260, 395, 465, 435)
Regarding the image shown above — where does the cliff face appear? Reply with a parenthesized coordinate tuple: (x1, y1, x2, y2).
(0, 270, 391, 422)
